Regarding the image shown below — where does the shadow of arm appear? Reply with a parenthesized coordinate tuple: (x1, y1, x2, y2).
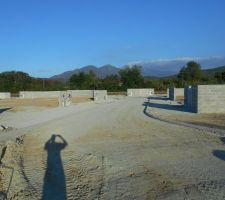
(57, 135, 68, 147)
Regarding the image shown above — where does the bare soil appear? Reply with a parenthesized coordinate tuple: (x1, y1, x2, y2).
(0, 97, 92, 111)
(71, 97, 92, 104)
(0, 97, 225, 199)
(174, 113, 225, 129)
(148, 97, 225, 129)
(0, 98, 59, 108)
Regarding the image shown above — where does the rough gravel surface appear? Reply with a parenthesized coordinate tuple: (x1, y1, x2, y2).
(0, 96, 225, 199)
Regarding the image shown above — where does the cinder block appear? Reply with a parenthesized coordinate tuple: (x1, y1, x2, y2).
(127, 89, 154, 97)
(169, 87, 184, 101)
(93, 90, 107, 101)
(185, 84, 225, 113)
(0, 92, 11, 99)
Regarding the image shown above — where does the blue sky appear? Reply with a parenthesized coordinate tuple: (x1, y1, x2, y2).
(0, 0, 225, 77)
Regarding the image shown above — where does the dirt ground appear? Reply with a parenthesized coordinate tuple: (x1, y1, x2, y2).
(0, 97, 92, 111)
(0, 97, 225, 199)
(173, 113, 225, 129)
(148, 97, 225, 130)
(71, 97, 92, 104)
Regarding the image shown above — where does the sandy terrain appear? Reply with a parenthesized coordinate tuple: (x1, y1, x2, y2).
(71, 97, 92, 104)
(0, 97, 92, 111)
(0, 98, 59, 109)
(0, 96, 225, 199)
(148, 97, 225, 130)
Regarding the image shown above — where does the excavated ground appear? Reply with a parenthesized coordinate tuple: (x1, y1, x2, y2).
(0, 97, 225, 200)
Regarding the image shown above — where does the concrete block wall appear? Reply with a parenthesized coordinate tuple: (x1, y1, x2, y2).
(19, 90, 108, 102)
(185, 84, 225, 113)
(184, 86, 198, 113)
(127, 88, 154, 97)
(93, 90, 107, 101)
(197, 85, 225, 113)
(169, 87, 184, 101)
(20, 90, 94, 99)
(19, 91, 61, 98)
(0, 92, 11, 99)
(68, 90, 93, 98)
(166, 88, 169, 98)
(58, 91, 72, 107)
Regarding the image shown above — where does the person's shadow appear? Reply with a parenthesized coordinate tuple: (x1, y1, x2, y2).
(42, 134, 68, 200)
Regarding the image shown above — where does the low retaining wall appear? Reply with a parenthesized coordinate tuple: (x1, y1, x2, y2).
(185, 85, 225, 113)
(19, 90, 108, 102)
(19, 91, 60, 98)
(93, 90, 107, 101)
(0, 92, 11, 99)
(68, 90, 93, 98)
(127, 88, 154, 97)
(169, 87, 184, 101)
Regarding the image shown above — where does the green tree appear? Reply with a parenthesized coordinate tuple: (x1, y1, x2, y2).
(69, 71, 96, 89)
(98, 75, 121, 91)
(119, 65, 144, 89)
(177, 61, 202, 85)
(214, 71, 225, 83)
(0, 71, 65, 92)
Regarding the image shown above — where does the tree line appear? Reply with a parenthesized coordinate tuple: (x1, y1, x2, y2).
(0, 71, 64, 93)
(0, 61, 224, 93)
(69, 61, 225, 91)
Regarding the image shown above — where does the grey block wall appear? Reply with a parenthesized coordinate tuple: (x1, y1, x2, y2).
(19, 91, 61, 98)
(169, 87, 184, 101)
(169, 87, 174, 100)
(197, 85, 225, 113)
(127, 88, 154, 97)
(185, 84, 225, 113)
(184, 86, 198, 113)
(58, 91, 72, 107)
(166, 88, 169, 98)
(19, 90, 108, 102)
(93, 90, 107, 101)
(20, 90, 94, 99)
(0, 92, 11, 99)
(68, 90, 94, 98)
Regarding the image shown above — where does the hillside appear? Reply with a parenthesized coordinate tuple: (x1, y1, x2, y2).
(202, 65, 225, 78)
(144, 65, 225, 80)
(51, 64, 119, 81)
(50, 57, 225, 81)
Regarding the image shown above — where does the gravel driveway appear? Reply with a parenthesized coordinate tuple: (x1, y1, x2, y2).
(0, 97, 225, 199)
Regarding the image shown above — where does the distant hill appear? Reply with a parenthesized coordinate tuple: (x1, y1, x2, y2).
(202, 65, 225, 78)
(131, 56, 225, 77)
(146, 65, 225, 80)
(51, 57, 225, 81)
(51, 64, 119, 81)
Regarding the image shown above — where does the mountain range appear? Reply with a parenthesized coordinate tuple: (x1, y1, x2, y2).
(51, 56, 225, 81)
(51, 64, 119, 81)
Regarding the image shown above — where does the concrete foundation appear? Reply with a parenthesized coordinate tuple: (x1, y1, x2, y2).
(68, 90, 93, 98)
(93, 90, 107, 101)
(19, 91, 60, 99)
(127, 88, 154, 97)
(169, 87, 184, 101)
(0, 92, 11, 99)
(58, 91, 72, 107)
(19, 90, 108, 102)
(184, 86, 198, 113)
(166, 88, 169, 98)
(185, 84, 225, 113)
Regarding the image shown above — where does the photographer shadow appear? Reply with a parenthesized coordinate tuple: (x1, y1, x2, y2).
(42, 134, 68, 200)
